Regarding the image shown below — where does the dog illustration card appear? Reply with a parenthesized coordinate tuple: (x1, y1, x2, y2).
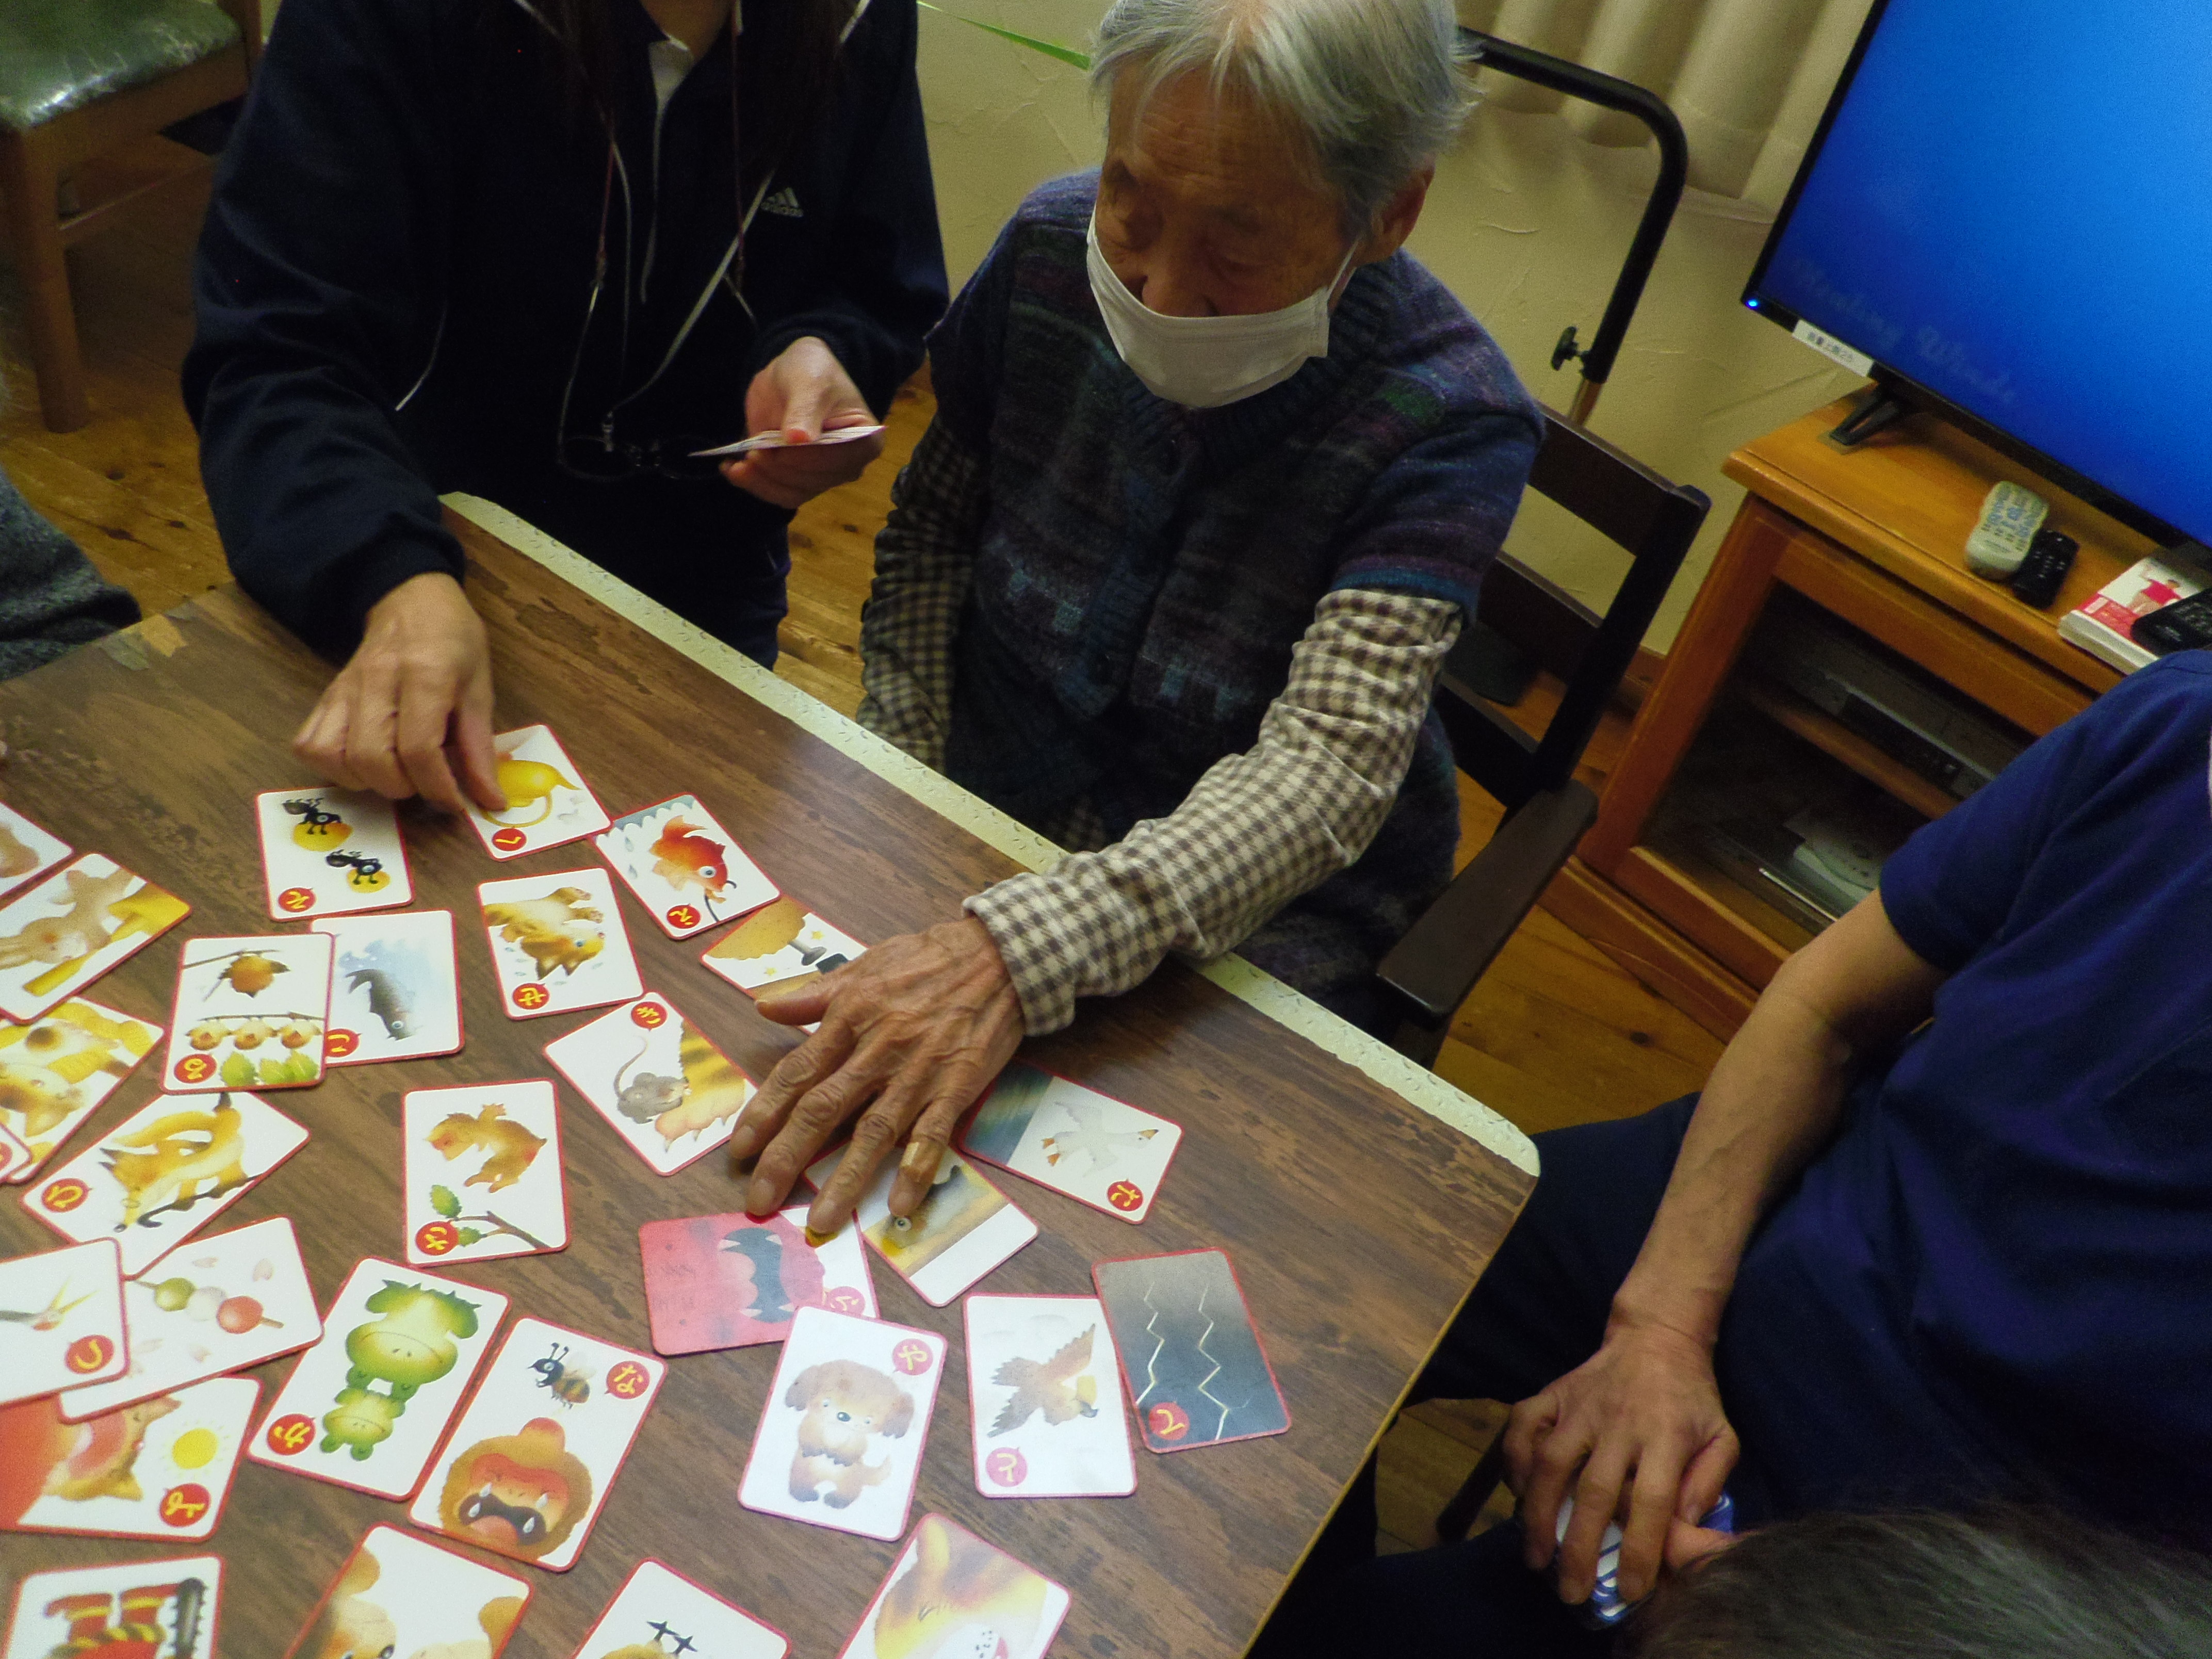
(965, 1294, 1136, 1499)
(402, 1082, 567, 1266)
(25, 1090, 310, 1276)
(960, 1063, 1183, 1224)
(162, 932, 333, 1092)
(568, 1559, 788, 1659)
(254, 787, 413, 919)
(546, 994, 754, 1175)
(0, 1375, 258, 1540)
(597, 794, 778, 940)
(286, 1525, 530, 1659)
(738, 1306, 946, 1541)
(837, 1514, 1071, 1659)
(0, 1238, 127, 1403)
(480, 868, 644, 1020)
(0, 999, 160, 1183)
(701, 897, 867, 998)
(406, 1316, 665, 1572)
(0, 803, 69, 905)
(1093, 1249, 1291, 1453)
(638, 1205, 876, 1357)
(466, 724, 611, 859)
(0, 854, 190, 1023)
(315, 909, 464, 1066)
(4, 1554, 221, 1659)
(803, 1146, 1037, 1308)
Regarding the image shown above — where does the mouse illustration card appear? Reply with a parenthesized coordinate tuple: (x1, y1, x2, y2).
(965, 1294, 1136, 1500)
(1093, 1249, 1291, 1453)
(0, 1238, 127, 1403)
(4, 1553, 221, 1659)
(286, 1525, 531, 1659)
(545, 994, 754, 1175)
(401, 1082, 567, 1267)
(701, 897, 867, 998)
(638, 1205, 876, 1357)
(960, 1063, 1184, 1224)
(738, 1306, 946, 1541)
(0, 999, 161, 1184)
(466, 724, 611, 859)
(568, 1559, 788, 1659)
(479, 868, 643, 1020)
(315, 908, 464, 1066)
(803, 1146, 1036, 1308)
(0, 1375, 258, 1541)
(161, 932, 333, 1092)
(0, 854, 190, 1023)
(596, 794, 778, 940)
(0, 803, 70, 905)
(407, 1316, 665, 1573)
(836, 1513, 1071, 1659)
(253, 787, 413, 920)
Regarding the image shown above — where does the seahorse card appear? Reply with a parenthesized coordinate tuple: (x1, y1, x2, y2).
(637, 1205, 877, 1357)
(285, 1525, 530, 1659)
(401, 1082, 568, 1267)
(252, 787, 413, 919)
(161, 933, 334, 1092)
(465, 724, 612, 860)
(0, 1239, 127, 1404)
(1092, 1249, 1291, 1454)
(3, 1553, 222, 1659)
(0, 853, 189, 1023)
(0, 802, 70, 905)
(314, 909, 464, 1066)
(568, 1559, 789, 1659)
(836, 1514, 1070, 1659)
(802, 1145, 1038, 1308)
(700, 897, 867, 999)
(545, 994, 754, 1175)
(959, 1063, 1184, 1224)
(479, 868, 644, 1020)
(596, 794, 778, 940)
(0, 999, 163, 1183)
(0, 1375, 258, 1541)
(964, 1294, 1136, 1500)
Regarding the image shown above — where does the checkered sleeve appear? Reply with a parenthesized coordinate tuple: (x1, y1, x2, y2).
(966, 589, 1463, 1034)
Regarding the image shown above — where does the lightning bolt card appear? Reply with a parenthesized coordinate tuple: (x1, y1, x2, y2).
(1091, 1249, 1290, 1453)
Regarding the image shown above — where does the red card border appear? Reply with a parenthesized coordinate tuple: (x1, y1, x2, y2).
(594, 792, 782, 941)
(0, 854, 191, 1024)
(2, 998, 167, 1186)
(0, 1235, 129, 1405)
(832, 1512, 1074, 1659)
(1089, 1246, 1295, 1454)
(281, 1524, 534, 1659)
(160, 932, 336, 1093)
(400, 1080, 572, 1268)
(697, 900, 869, 1002)
(807, 1141, 1036, 1308)
(0, 801, 71, 906)
(313, 907, 468, 1068)
(955, 1061, 1187, 1226)
(963, 1292, 1139, 1501)
(545, 993, 755, 1178)
(466, 723, 612, 861)
(563, 1556, 792, 1659)
(3, 1375, 261, 1541)
(5, 1550, 225, 1657)
(252, 787, 417, 922)
(476, 868, 645, 1022)
(633, 1202, 879, 1358)
(0, 1117, 31, 1178)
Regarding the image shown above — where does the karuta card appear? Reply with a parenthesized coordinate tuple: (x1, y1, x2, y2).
(0, 1239, 126, 1403)
(479, 868, 643, 1020)
(738, 1306, 946, 1541)
(315, 908, 464, 1065)
(836, 1513, 1071, 1659)
(639, 1205, 876, 1356)
(0, 998, 160, 1183)
(249, 1258, 511, 1501)
(162, 933, 333, 1092)
(701, 896, 867, 997)
(3, 1554, 220, 1659)
(596, 794, 777, 939)
(545, 994, 753, 1175)
(0, 854, 189, 1023)
(402, 1082, 567, 1266)
(0, 802, 69, 904)
(253, 787, 413, 919)
(965, 1294, 1136, 1499)
(961, 1062, 1184, 1224)
(0, 1122, 29, 1181)
(568, 1559, 787, 1659)
(0, 1375, 257, 1540)
(287, 1525, 530, 1659)
(25, 1090, 310, 1276)
(1093, 1249, 1291, 1453)
(466, 724, 611, 859)
(407, 1316, 665, 1572)
(803, 1145, 1036, 1308)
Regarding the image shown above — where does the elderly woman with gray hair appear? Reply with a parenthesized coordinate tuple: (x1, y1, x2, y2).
(729, 0, 1540, 1229)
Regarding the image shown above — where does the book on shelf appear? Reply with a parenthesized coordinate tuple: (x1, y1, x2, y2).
(2059, 549, 2212, 673)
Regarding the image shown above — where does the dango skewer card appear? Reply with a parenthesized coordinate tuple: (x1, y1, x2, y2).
(466, 724, 610, 859)
(401, 1082, 567, 1266)
(162, 933, 333, 1092)
(479, 868, 642, 1020)
(315, 909, 463, 1066)
(596, 794, 777, 939)
(253, 787, 412, 919)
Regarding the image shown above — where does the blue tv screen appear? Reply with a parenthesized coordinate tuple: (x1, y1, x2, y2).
(1745, 0, 2212, 546)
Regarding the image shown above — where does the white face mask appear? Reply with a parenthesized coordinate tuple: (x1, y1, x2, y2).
(1086, 212, 1355, 409)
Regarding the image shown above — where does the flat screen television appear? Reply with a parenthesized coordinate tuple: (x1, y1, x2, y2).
(1743, 0, 2212, 550)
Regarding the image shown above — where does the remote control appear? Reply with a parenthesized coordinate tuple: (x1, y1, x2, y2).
(1965, 480, 2049, 577)
(2009, 527, 2079, 609)
(2136, 593, 2212, 655)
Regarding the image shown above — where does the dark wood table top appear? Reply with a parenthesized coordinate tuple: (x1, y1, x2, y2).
(0, 512, 1535, 1657)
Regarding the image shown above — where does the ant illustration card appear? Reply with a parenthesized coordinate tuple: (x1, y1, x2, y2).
(315, 909, 464, 1066)
(1092, 1249, 1291, 1454)
(701, 897, 867, 999)
(568, 1559, 789, 1659)
(545, 994, 754, 1175)
(0, 1238, 127, 1403)
(738, 1306, 947, 1542)
(253, 787, 413, 919)
(965, 1294, 1136, 1500)
(162, 933, 334, 1092)
(0, 1375, 258, 1541)
(24, 1089, 310, 1277)
(0, 999, 162, 1184)
(596, 794, 778, 940)
(836, 1513, 1071, 1659)
(407, 1316, 666, 1573)
(803, 1145, 1037, 1308)
(0, 853, 190, 1023)
(248, 1257, 511, 1501)
(402, 1082, 568, 1267)
(959, 1063, 1184, 1224)
(638, 1204, 876, 1357)
(0, 802, 70, 905)
(286, 1525, 531, 1659)
(3, 1554, 221, 1659)
(480, 867, 644, 1021)
(466, 724, 612, 860)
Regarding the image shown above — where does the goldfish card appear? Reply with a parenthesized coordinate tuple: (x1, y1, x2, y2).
(162, 933, 333, 1092)
(3, 1555, 221, 1659)
(701, 897, 867, 998)
(596, 794, 777, 939)
(803, 1146, 1037, 1308)
(466, 724, 611, 859)
(0, 802, 69, 904)
(569, 1559, 788, 1659)
(0, 1375, 258, 1540)
(638, 1205, 876, 1357)
(0, 854, 189, 1023)
(838, 1514, 1070, 1659)
(402, 1082, 567, 1267)
(545, 994, 753, 1175)
(314, 909, 463, 1066)
(960, 1063, 1183, 1224)
(0, 999, 161, 1182)
(407, 1316, 665, 1572)
(0, 1239, 127, 1403)
(479, 868, 643, 1020)
(253, 787, 412, 919)
(965, 1294, 1135, 1499)
(286, 1526, 530, 1659)
(1093, 1249, 1291, 1453)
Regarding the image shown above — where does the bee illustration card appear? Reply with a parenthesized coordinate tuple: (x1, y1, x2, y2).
(1092, 1249, 1291, 1453)
(162, 933, 333, 1092)
(568, 1559, 788, 1659)
(638, 1205, 876, 1356)
(4, 1554, 221, 1659)
(837, 1513, 1071, 1659)
(737, 1305, 946, 1541)
(253, 787, 413, 919)
(466, 724, 611, 859)
(0, 1375, 258, 1540)
(0, 1238, 127, 1403)
(965, 1294, 1135, 1499)
(803, 1146, 1036, 1308)
(960, 1063, 1183, 1224)
(402, 1082, 567, 1266)
(0, 802, 69, 904)
(249, 1257, 511, 1501)
(24, 1090, 310, 1276)
(545, 994, 753, 1175)
(596, 794, 777, 940)
(315, 908, 464, 1066)
(701, 897, 867, 998)
(407, 1316, 665, 1572)
(480, 868, 643, 1020)
(0, 999, 161, 1183)
(0, 854, 189, 1023)
(286, 1525, 530, 1659)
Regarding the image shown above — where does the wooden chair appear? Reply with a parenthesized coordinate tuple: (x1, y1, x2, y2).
(0, 0, 259, 431)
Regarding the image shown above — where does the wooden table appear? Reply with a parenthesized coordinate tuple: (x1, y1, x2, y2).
(0, 511, 1535, 1657)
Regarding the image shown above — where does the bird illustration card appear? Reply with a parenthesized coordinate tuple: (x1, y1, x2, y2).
(596, 794, 778, 939)
(0, 1122, 29, 1181)
(162, 933, 334, 1092)
(0, 802, 70, 905)
(567, 1559, 788, 1659)
(314, 909, 464, 1066)
(803, 1145, 1037, 1308)
(1092, 1249, 1291, 1453)
(545, 994, 754, 1176)
(701, 897, 867, 998)
(3, 1553, 221, 1659)
(965, 1294, 1136, 1499)
(479, 868, 644, 1020)
(406, 1316, 666, 1573)
(0, 854, 190, 1023)
(0, 1000, 163, 1184)
(737, 1305, 946, 1541)
(466, 724, 611, 859)
(959, 1063, 1183, 1224)
(285, 1525, 530, 1659)
(24, 1090, 310, 1276)
(401, 1082, 568, 1267)
(0, 1375, 258, 1541)
(253, 787, 413, 920)
(0, 1239, 127, 1403)
(638, 1204, 876, 1357)
(836, 1513, 1071, 1659)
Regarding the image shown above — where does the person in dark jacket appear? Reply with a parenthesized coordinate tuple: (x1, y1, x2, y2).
(0, 466, 139, 678)
(185, 0, 947, 812)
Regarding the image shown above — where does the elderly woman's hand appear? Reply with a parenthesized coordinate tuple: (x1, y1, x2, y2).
(722, 336, 886, 510)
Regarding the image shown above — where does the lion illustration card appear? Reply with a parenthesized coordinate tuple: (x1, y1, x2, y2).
(5, 1553, 221, 1659)
(401, 1082, 568, 1267)
(479, 869, 643, 1020)
(0, 1375, 258, 1542)
(287, 1524, 531, 1658)
(837, 1514, 1070, 1659)
(0, 999, 163, 1184)
(568, 1559, 787, 1659)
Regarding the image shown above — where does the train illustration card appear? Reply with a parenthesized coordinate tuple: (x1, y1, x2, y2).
(286, 1526, 530, 1659)
(25, 1090, 310, 1276)
(249, 1257, 511, 1501)
(0, 854, 190, 1023)
(960, 1063, 1183, 1224)
(0, 1375, 258, 1541)
(596, 794, 778, 939)
(466, 724, 611, 859)
(479, 868, 643, 1020)
(407, 1316, 665, 1572)
(315, 908, 464, 1066)
(1092, 1249, 1291, 1453)
(567, 1559, 788, 1659)
(965, 1294, 1136, 1499)
(638, 1204, 876, 1356)
(401, 1082, 568, 1267)
(738, 1306, 946, 1542)
(545, 994, 754, 1175)
(0, 802, 69, 904)
(0, 1238, 127, 1403)
(0, 999, 163, 1184)
(3, 1554, 220, 1659)
(0, 1121, 29, 1181)
(803, 1146, 1036, 1308)
(162, 933, 333, 1093)
(836, 1514, 1070, 1659)
(701, 897, 867, 998)
(253, 787, 413, 919)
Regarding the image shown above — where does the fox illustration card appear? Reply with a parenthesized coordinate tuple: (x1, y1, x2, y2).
(837, 1514, 1070, 1659)
(0, 999, 162, 1184)
(0, 854, 189, 1023)
(465, 724, 611, 860)
(0, 1375, 258, 1541)
(596, 794, 777, 940)
(638, 1205, 876, 1356)
(965, 1294, 1136, 1499)
(479, 868, 643, 1020)
(544, 995, 753, 1175)
(401, 1082, 567, 1267)
(162, 933, 333, 1093)
(253, 787, 412, 920)
(315, 909, 463, 1066)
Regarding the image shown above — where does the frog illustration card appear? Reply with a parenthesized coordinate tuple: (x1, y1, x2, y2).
(161, 933, 333, 1092)
(803, 1146, 1036, 1308)
(1092, 1248, 1291, 1453)
(0, 854, 190, 1023)
(406, 1316, 665, 1573)
(596, 794, 778, 940)
(466, 724, 611, 859)
(3, 1554, 221, 1659)
(545, 994, 754, 1175)
(701, 897, 867, 998)
(248, 1257, 511, 1501)
(836, 1514, 1070, 1659)
(0, 802, 69, 905)
(638, 1204, 876, 1356)
(0, 999, 161, 1183)
(253, 787, 413, 919)
(0, 1375, 258, 1541)
(965, 1294, 1135, 1500)
(314, 909, 464, 1066)
(401, 1082, 568, 1267)
(568, 1559, 788, 1659)
(479, 867, 644, 1020)
(959, 1063, 1184, 1224)
(0, 1238, 127, 1403)
(285, 1525, 530, 1659)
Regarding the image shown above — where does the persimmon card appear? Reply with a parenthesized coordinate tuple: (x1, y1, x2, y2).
(161, 933, 332, 1092)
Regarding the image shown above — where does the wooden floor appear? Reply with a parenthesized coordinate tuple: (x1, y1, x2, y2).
(0, 143, 1723, 1556)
